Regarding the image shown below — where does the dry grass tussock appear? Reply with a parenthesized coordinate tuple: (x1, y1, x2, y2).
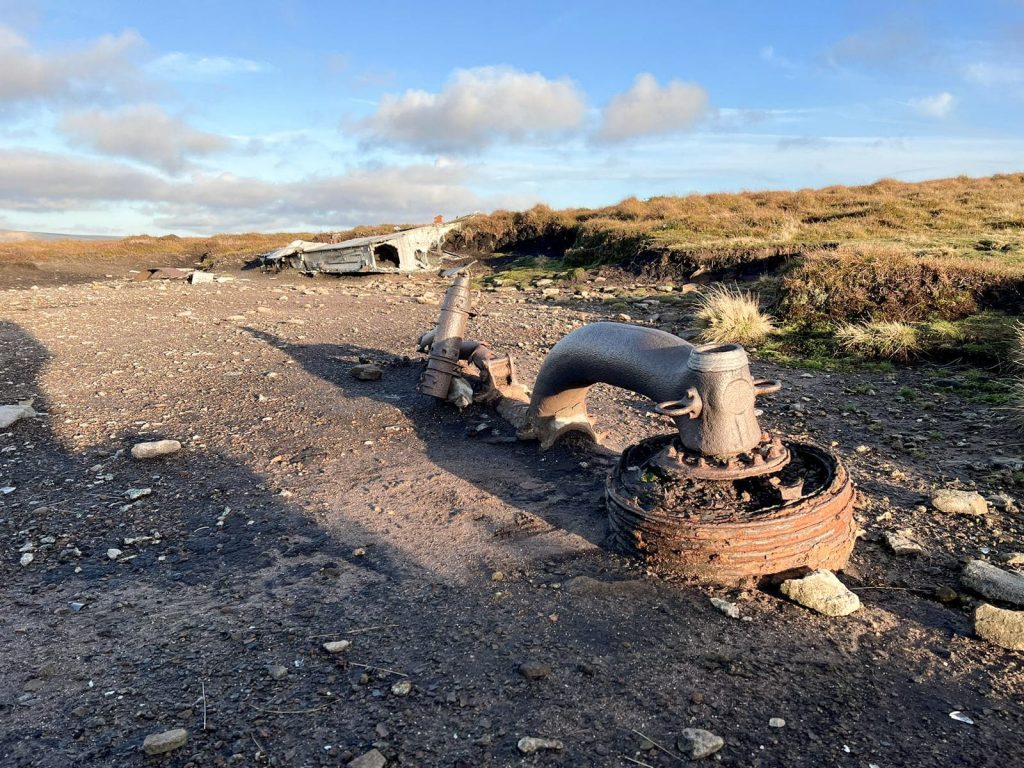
(1015, 322, 1024, 425)
(694, 285, 776, 346)
(835, 321, 921, 361)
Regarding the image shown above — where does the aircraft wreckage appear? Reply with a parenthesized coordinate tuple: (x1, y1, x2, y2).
(258, 216, 472, 275)
(414, 275, 858, 586)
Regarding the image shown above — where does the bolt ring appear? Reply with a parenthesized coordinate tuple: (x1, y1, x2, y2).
(753, 378, 782, 396)
(655, 399, 695, 418)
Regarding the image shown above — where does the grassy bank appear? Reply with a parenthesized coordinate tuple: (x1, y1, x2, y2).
(464, 174, 1024, 367)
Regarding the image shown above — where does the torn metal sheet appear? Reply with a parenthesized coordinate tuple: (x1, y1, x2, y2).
(258, 217, 472, 275)
(133, 268, 192, 281)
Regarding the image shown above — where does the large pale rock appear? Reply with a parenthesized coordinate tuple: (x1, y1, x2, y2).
(322, 639, 352, 653)
(677, 728, 724, 759)
(884, 530, 924, 556)
(962, 560, 1024, 607)
(142, 728, 187, 755)
(974, 603, 1024, 651)
(780, 569, 860, 616)
(131, 440, 182, 460)
(932, 489, 987, 516)
(0, 402, 36, 429)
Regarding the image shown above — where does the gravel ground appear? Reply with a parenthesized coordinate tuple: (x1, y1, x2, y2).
(1, 269, 1022, 767)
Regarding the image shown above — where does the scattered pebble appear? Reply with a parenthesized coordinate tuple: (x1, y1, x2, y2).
(267, 664, 288, 680)
(351, 364, 383, 381)
(106, 548, 122, 561)
(677, 728, 724, 759)
(19, 552, 33, 567)
(391, 680, 412, 696)
(934, 585, 958, 603)
(142, 728, 188, 755)
(518, 661, 551, 680)
(517, 736, 563, 754)
(322, 640, 352, 654)
(710, 597, 740, 619)
(131, 439, 182, 460)
(769, 718, 786, 728)
(124, 487, 152, 501)
(780, 570, 860, 616)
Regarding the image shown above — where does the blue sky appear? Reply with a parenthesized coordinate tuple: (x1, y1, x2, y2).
(1, 0, 1023, 235)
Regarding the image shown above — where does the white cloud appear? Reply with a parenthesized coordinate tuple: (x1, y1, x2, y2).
(0, 148, 518, 232)
(908, 92, 955, 118)
(147, 52, 270, 80)
(59, 104, 228, 173)
(599, 74, 710, 142)
(0, 25, 145, 106)
(963, 61, 1024, 87)
(355, 66, 587, 153)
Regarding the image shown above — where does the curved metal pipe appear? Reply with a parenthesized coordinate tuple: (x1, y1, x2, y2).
(525, 322, 778, 453)
(524, 323, 697, 447)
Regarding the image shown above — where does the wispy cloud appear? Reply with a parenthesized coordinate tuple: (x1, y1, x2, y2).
(963, 61, 1024, 87)
(907, 91, 955, 118)
(146, 52, 271, 81)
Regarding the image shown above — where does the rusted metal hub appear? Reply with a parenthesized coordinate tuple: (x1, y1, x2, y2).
(648, 433, 791, 481)
(607, 435, 856, 585)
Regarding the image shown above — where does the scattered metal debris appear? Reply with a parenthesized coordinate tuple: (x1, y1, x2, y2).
(417, 275, 530, 413)
(258, 217, 472, 275)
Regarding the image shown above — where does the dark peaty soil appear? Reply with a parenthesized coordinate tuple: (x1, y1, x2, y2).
(0, 269, 1022, 767)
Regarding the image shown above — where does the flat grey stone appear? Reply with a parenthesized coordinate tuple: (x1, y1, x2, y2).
(348, 747, 386, 768)
(962, 560, 1024, 607)
(142, 728, 187, 755)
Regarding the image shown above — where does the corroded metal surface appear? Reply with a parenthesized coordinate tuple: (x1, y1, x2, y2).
(606, 437, 857, 585)
(418, 275, 470, 399)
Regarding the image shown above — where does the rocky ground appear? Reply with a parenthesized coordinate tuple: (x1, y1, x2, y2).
(1, 267, 1022, 767)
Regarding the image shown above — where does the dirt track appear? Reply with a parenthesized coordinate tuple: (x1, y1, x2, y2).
(1, 271, 1022, 767)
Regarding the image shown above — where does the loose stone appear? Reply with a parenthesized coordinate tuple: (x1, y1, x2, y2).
(142, 728, 188, 755)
